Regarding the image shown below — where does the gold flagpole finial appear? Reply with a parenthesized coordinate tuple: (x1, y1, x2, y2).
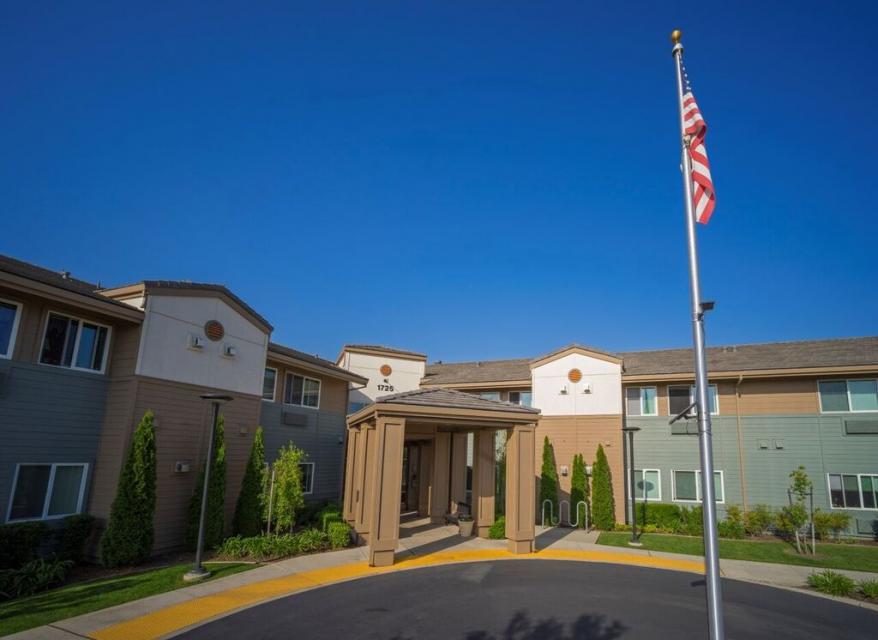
(670, 29, 682, 44)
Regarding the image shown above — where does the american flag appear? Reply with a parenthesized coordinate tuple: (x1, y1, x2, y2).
(681, 67, 715, 224)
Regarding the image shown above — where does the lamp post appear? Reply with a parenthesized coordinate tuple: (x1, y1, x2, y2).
(622, 425, 642, 547)
(184, 393, 233, 582)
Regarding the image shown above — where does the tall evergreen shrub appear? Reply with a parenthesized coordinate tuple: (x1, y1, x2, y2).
(538, 436, 559, 524)
(591, 444, 615, 530)
(570, 453, 589, 528)
(186, 414, 227, 550)
(233, 427, 265, 537)
(101, 411, 157, 567)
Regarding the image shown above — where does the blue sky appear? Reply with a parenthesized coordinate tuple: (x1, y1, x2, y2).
(2, 2, 876, 363)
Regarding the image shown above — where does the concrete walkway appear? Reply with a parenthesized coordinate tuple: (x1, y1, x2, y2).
(8, 521, 878, 639)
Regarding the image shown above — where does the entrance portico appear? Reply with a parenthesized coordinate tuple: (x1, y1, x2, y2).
(343, 388, 540, 566)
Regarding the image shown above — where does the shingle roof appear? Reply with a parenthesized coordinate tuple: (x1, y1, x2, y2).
(268, 342, 368, 384)
(341, 344, 427, 359)
(619, 336, 878, 376)
(531, 343, 621, 364)
(422, 358, 532, 386)
(422, 336, 878, 385)
(375, 388, 540, 413)
(0, 254, 138, 311)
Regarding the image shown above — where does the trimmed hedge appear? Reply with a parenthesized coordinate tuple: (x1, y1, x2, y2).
(218, 529, 330, 561)
(327, 522, 353, 549)
(0, 522, 49, 571)
(489, 516, 506, 540)
(56, 514, 95, 563)
(636, 503, 683, 532)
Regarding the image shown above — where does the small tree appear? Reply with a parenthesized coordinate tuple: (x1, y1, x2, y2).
(779, 465, 813, 554)
(570, 453, 589, 528)
(270, 444, 306, 533)
(591, 444, 615, 530)
(233, 427, 265, 537)
(186, 414, 226, 550)
(101, 411, 157, 567)
(538, 436, 559, 524)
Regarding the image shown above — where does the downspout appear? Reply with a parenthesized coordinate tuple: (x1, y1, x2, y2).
(734, 375, 748, 512)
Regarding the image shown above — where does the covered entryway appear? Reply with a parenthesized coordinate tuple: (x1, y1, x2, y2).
(342, 388, 540, 566)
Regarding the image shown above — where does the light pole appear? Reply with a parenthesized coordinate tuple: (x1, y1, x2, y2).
(184, 393, 233, 582)
(622, 425, 642, 547)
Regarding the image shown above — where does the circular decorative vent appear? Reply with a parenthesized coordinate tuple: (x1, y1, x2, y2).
(568, 368, 582, 383)
(380, 364, 392, 377)
(204, 320, 225, 342)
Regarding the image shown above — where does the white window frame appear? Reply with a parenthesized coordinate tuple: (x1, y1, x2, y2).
(666, 384, 720, 416)
(6, 462, 89, 522)
(671, 469, 725, 504)
(634, 468, 662, 501)
(262, 367, 277, 402)
(299, 462, 315, 495)
(0, 297, 22, 360)
(826, 473, 878, 511)
(39, 311, 112, 374)
(508, 390, 533, 407)
(627, 386, 658, 417)
(818, 379, 878, 414)
(283, 372, 321, 410)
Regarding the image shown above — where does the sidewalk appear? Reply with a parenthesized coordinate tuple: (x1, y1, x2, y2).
(8, 522, 878, 639)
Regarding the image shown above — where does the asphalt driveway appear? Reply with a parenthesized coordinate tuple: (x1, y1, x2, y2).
(178, 560, 876, 639)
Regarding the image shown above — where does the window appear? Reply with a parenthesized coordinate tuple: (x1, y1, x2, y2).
(476, 391, 501, 402)
(299, 462, 315, 495)
(509, 391, 533, 407)
(7, 463, 88, 522)
(0, 299, 22, 359)
(284, 373, 320, 408)
(625, 387, 657, 416)
(634, 469, 661, 501)
(672, 469, 724, 503)
(39, 312, 110, 373)
(819, 380, 878, 413)
(668, 385, 719, 416)
(828, 474, 878, 510)
(262, 368, 277, 401)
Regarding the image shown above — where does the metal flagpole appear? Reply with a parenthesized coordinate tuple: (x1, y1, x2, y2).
(670, 29, 725, 640)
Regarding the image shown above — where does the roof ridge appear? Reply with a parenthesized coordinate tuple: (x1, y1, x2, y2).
(618, 335, 878, 355)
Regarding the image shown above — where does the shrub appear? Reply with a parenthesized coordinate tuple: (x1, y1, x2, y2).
(56, 514, 95, 563)
(0, 521, 49, 570)
(234, 427, 266, 538)
(744, 504, 775, 537)
(101, 410, 157, 567)
(636, 503, 683, 532)
(269, 445, 307, 534)
(186, 413, 227, 550)
(218, 530, 330, 561)
(859, 579, 878, 600)
(808, 570, 855, 597)
(489, 516, 506, 540)
(591, 444, 615, 530)
(680, 506, 703, 536)
(538, 437, 559, 524)
(812, 510, 851, 541)
(0, 558, 73, 601)
(784, 466, 814, 554)
(320, 511, 343, 532)
(717, 505, 745, 539)
(327, 522, 353, 549)
(569, 454, 589, 528)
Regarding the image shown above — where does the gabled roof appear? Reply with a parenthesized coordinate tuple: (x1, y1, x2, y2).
(374, 388, 540, 413)
(338, 344, 427, 362)
(100, 280, 273, 333)
(530, 343, 622, 368)
(422, 358, 531, 387)
(0, 254, 143, 320)
(268, 342, 368, 385)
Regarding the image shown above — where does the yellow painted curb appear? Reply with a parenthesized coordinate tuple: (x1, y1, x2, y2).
(91, 549, 703, 640)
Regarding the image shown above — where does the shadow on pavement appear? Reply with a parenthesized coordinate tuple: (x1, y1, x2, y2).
(462, 610, 627, 640)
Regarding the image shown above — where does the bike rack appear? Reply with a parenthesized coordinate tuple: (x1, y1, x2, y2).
(569, 501, 589, 530)
(541, 499, 557, 527)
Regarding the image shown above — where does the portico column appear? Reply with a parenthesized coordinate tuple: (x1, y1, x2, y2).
(450, 433, 468, 514)
(367, 416, 406, 567)
(505, 423, 536, 554)
(472, 429, 496, 537)
(342, 426, 358, 523)
(429, 431, 451, 523)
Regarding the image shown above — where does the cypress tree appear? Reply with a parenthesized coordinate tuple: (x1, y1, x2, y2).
(592, 444, 616, 530)
(101, 410, 157, 567)
(186, 414, 227, 550)
(233, 426, 265, 537)
(538, 436, 559, 524)
(570, 453, 590, 528)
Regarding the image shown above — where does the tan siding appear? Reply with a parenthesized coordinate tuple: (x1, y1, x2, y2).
(739, 378, 820, 414)
(106, 323, 141, 378)
(132, 377, 262, 553)
(266, 359, 348, 414)
(535, 415, 625, 523)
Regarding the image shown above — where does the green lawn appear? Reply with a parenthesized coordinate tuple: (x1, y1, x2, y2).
(598, 532, 878, 573)
(0, 562, 255, 637)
